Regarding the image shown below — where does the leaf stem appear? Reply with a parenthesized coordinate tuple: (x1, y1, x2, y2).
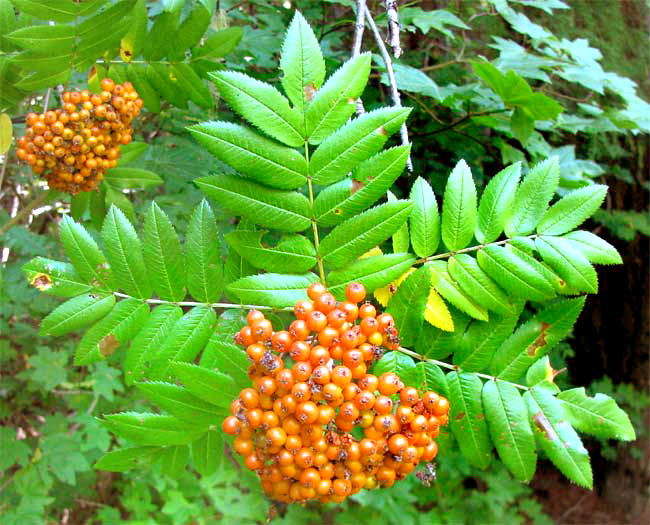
(305, 141, 326, 283)
(396, 346, 529, 391)
(414, 234, 540, 265)
(112, 292, 292, 311)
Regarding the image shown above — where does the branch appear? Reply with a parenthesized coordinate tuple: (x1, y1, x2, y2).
(364, 6, 412, 171)
(420, 108, 510, 137)
(352, 0, 367, 116)
(112, 291, 293, 312)
(0, 192, 51, 236)
(384, 0, 402, 58)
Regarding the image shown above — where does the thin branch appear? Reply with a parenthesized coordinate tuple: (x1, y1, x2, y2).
(0, 154, 7, 192)
(0, 192, 50, 236)
(415, 234, 540, 265)
(364, 6, 412, 171)
(112, 292, 293, 312)
(384, 0, 402, 58)
(352, 0, 367, 116)
(421, 108, 509, 137)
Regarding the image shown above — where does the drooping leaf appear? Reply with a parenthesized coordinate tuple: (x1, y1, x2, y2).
(524, 388, 593, 489)
(101, 413, 204, 446)
(280, 10, 325, 113)
(441, 159, 477, 251)
(60, 215, 110, 288)
(209, 70, 304, 146)
(102, 205, 152, 299)
(409, 176, 440, 257)
(313, 145, 410, 226)
(428, 260, 488, 321)
(189, 122, 308, 190)
(327, 253, 416, 300)
(505, 157, 559, 236)
(447, 371, 492, 468)
(171, 3, 211, 59)
(557, 388, 635, 441)
(373, 351, 417, 387)
(196, 174, 311, 232)
(318, 200, 413, 269)
(75, 298, 150, 365)
(226, 273, 319, 308)
(192, 429, 224, 476)
(413, 361, 448, 397)
(199, 335, 249, 389)
(310, 107, 411, 185)
(94, 446, 159, 472)
(6, 24, 74, 53)
(136, 382, 224, 425)
(186, 200, 223, 303)
(504, 243, 568, 295)
(171, 361, 239, 410)
(160, 445, 189, 478)
(104, 168, 163, 189)
(490, 297, 586, 381)
(562, 231, 622, 265)
(305, 53, 372, 143)
(143, 202, 186, 302)
(23, 257, 91, 297)
(482, 380, 536, 482)
(192, 27, 243, 59)
(537, 185, 608, 235)
(475, 162, 521, 243)
(126, 64, 160, 112)
(386, 265, 432, 347)
(526, 356, 561, 394)
(40, 293, 115, 336)
(424, 287, 454, 332)
(535, 236, 598, 293)
(124, 304, 183, 386)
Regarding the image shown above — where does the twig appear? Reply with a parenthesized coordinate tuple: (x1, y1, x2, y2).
(42, 88, 52, 113)
(352, 0, 367, 116)
(422, 108, 509, 137)
(112, 291, 294, 312)
(384, 0, 402, 58)
(364, 6, 412, 171)
(0, 154, 7, 192)
(0, 192, 50, 236)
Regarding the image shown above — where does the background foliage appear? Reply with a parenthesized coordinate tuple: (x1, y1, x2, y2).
(1, 0, 648, 523)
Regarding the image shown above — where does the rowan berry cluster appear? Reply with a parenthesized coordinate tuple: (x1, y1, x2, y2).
(222, 282, 450, 504)
(16, 78, 143, 194)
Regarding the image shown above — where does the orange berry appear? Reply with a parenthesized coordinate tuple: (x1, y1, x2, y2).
(345, 282, 366, 303)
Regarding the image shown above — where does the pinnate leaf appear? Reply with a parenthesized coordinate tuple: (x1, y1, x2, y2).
(441, 159, 477, 251)
(186, 200, 223, 303)
(40, 293, 115, 336)
(192, 429, 224, 476)
(226, 272, 319, 308)
(562, 231, 622, 265)
(535, 236, 598, 293)
(386, 265, 431, 347)
(537, 185, 607, 235)
(60, 215, 110, 288)
(23, 257, 91, 297)
(101, 412, 204, 446)
(171, 361, 238, 410)
(428, 260, 488, 321)
(136, 382, 223, 425)
(409, 176, 440, 257)
(475, 162, 521, 243)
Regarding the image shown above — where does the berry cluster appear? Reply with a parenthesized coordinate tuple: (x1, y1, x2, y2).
(223, 282, 450, 504)
(16, 78, 143, 194)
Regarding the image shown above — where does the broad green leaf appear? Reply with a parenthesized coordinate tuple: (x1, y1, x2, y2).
(386, 265, 432, 347)
(388, 190, 410, 253)
(199, 336, 249, 389)
(102, 205, 152, 299)
(562, 231, 622, 265)
(526, 356, 560, 394)
(143, 203, 186, 302)
(0, 0, 15, 52)
(104, 185, 135, 223)
(104, 168, 162, 189)
(186, 200, 223, 303)
(475, 162, 521, 243)
(441, 159, 477, 251)
(23, 257, 91, 297)
(172, 361, 238, 410)
(505, 157, 559, 236)
(535, 236, 598, 293)
(313, 145, 410, 226)
(490, 297, 586, 381)
(537, 185, 607, 235)
(477, 245, 556, 301)
(210, 70, 303, 146)
(171, 3, 211, 59)
(101, 413, 204, 446)
(94, 446, 159, 472)
(147, 63, 188, 109)
(504, 243, 568, 295)
(136, 382, 223, 425)
(124, 304, 183, 386)
(280, 10, 325, 113)
(373, 351, 417, 387)
(5, 24, 74, 53)
(160, 445, 189, 478)
(192, 429, 224, 475)
(119, 0, 146, 60)
(428, 260, 488, 321)
(10, 50, 72, 73)
(40, 293, 115, 336)
(192, 27, 243, 59)
(75, 298, 149, 365)
(524, 388, 593, 489)
(413, 361, 448, 397)
(310, 107, 411, 185)
(171, 63, 212, 109)
(409, 176, 440, 257)
(226, 273, 318, 308)
(196, 174, 311, 232)
(454, 308, 522, 371)
(225, 230, 316, 274)
(318, 200, 413, 269)
(148, 306, 216, 380)
(448, 254, 512, 316)
(482, 380, 536, 482)
(10, 0, 99, 22)
(60, 215, 110, 288)
(14, 69, 70, 91)
(142, 11, 178, 60)
(127, 64, 160, 112)
(305, 53, 371, 143)
(416, 307, 471, 361)
(189, 122, 308, 190)
(447, 371, 492, 468)
(327, 253, 416, 300)
(557, 388, 635, 441)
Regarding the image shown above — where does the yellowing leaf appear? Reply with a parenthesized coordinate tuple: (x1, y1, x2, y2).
(359, 246, 383, 259)
(424, 288, 454, 331)
(0, 113, 12, 154)
(374, 267, 415, 306)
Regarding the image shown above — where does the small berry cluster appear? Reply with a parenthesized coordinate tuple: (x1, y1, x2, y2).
(16, 78, 143, 194)
(222, 282, 450, 504)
